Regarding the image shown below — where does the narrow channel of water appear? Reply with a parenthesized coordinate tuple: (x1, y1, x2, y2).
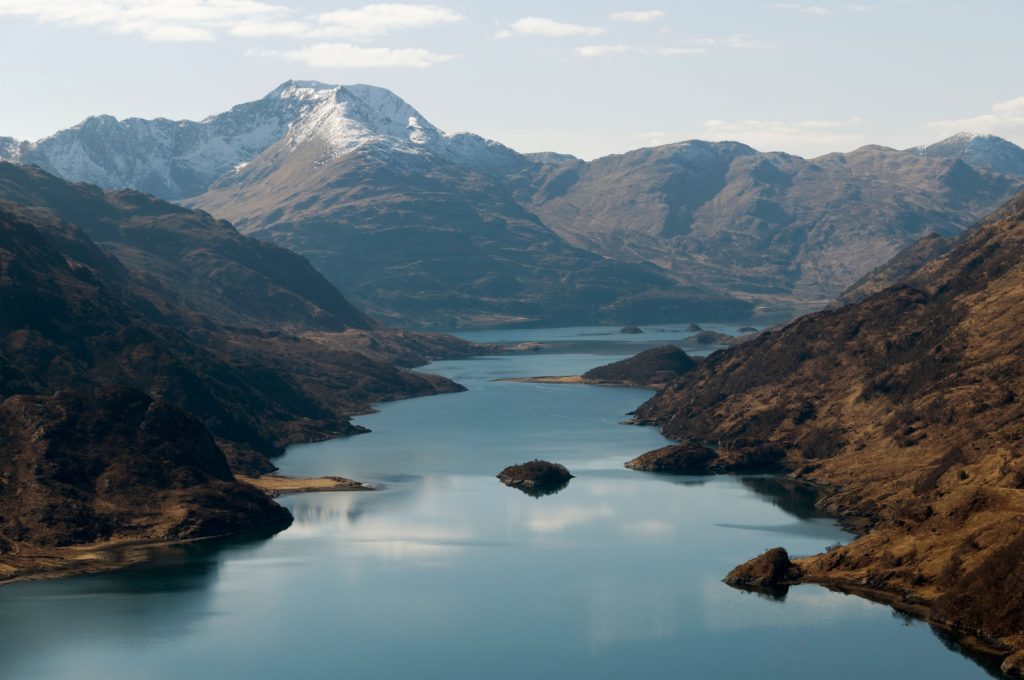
(0, 324, 997, 679)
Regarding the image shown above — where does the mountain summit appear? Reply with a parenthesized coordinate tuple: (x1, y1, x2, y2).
(910, 131, 1024, 177)
(0, 81, 523, 201)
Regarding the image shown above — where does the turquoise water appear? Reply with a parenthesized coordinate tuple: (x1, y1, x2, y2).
(0, 325, 997, 678)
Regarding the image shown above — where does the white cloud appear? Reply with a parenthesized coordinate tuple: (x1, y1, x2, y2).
(0, 1, 463, 43)
(576, 44, 704, 58)
(701, 117, 868, 153)
(772, 3, 830, 15)
(314, 4, 463, 39)
(927, 96, 1024, 140)
(847, 3, 876, 11)
(609, 10, 665, 23)
(0, 0, 290, 42)
(230, 19, 309, 38)
(506, 16, 604, 38)
(689, 34, 773, 49)
(250, 42, 456, 68)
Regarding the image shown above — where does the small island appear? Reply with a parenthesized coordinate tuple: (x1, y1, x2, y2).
(497, 460, 574, 497)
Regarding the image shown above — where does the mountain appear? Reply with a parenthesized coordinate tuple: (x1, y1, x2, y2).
(188, 83, 749, 327)
(632, 189, 1024, 671)
(0, 168, 468, 474)
(0, 388, 291, 555)
(835, 232, 955, 305)
(6, 82, 1023, 324)
(0, 163, 372, 332)
(0, 83, 343, 201)
(911, 132, 1024, 178)
(516, 140, 1023, 301)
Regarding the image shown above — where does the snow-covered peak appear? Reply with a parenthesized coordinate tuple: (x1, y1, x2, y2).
(282, 83, 441, 157)
(0, 136, 22, 162)
(4, 80, 530, 199)
(912, 131, 1024, 177)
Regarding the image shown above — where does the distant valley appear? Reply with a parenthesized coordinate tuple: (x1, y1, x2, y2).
(4, 81, 1022, 327)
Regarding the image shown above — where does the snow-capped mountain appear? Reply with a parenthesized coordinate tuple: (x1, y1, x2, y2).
(910, 132, 1024, 177)
(0, 136, 22, 161)
(0, 81, 527, 201)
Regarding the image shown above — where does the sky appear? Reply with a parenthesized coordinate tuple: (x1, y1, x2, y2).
(0, 0, 1022, 160)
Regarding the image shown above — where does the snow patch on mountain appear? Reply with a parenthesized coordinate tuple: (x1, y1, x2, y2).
(911, 132, 1024, 177)
(4, 80, 529, 199)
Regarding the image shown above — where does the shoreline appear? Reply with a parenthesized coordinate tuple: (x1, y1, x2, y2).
(240, 474, 374, 496)
(495, 375, 668, 389)
(0, 473, 372, 588)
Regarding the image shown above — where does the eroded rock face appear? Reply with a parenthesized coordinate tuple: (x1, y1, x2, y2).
(724, 547, 803, 590)
(0, 388, 292, 549)
(497, 460, 573, 497)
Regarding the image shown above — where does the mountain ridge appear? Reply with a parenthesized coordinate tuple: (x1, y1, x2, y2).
(4, 82, 1023, 324)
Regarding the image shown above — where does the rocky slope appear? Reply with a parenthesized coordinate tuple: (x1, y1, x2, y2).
(516, 141, 1023, 301)
(632, 189, 1024, 671)
(7, 81, 1024, 322)
(0, 170, 467, 473)
(0, 388, 291, 554)
(188, 84, 748, 327)
(0, 162, 372, 332)
(835, 232, 955, 305)
(911, 132, 1024, 178)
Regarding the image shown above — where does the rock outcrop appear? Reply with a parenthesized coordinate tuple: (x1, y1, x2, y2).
(625, 441, 717, 473)
(582, 345, 697, 387)
(497, 460, 573, 497)
(724, 547, 803, 591)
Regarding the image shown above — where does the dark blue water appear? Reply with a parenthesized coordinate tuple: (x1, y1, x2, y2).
(0, 325, 995, 678)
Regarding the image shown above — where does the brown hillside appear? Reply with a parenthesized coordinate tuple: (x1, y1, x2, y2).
(634, 190, 1024, 671)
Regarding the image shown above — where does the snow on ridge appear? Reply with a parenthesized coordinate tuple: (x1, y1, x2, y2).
(9, 80, 527, 198)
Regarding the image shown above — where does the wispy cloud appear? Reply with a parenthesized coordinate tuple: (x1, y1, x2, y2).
(772, 3, 830, 15)
(688, 34, 772, 49)
(0, 0, 289, 42)
(701, 117, 868, 153)
(577, 44, 704, 58)
(0, 1, 464, 43)
(609, 10, 665, 23)
(500, 16, 604, 38)
(928, 96, 1024, 140)
(847, 3, 876, 11)
(315, 4, 463, 39)
(248, 42, 455, 68)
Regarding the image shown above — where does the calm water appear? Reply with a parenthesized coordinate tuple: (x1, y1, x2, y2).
(0, 325, 997, 679)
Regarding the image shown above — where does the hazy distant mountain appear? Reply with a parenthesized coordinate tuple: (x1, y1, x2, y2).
(0, 136, 21, 160)
(188, 82, 750, 327)
(910, 132, 1024, 178)
(517, 141, 1022, 300)
(5, 81, 1023, 322)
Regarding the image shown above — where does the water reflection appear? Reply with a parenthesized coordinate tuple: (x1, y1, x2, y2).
(0, 327, 1000, 680)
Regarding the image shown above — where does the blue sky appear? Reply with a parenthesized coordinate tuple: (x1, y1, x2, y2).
(1, 0, 1022, 159)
